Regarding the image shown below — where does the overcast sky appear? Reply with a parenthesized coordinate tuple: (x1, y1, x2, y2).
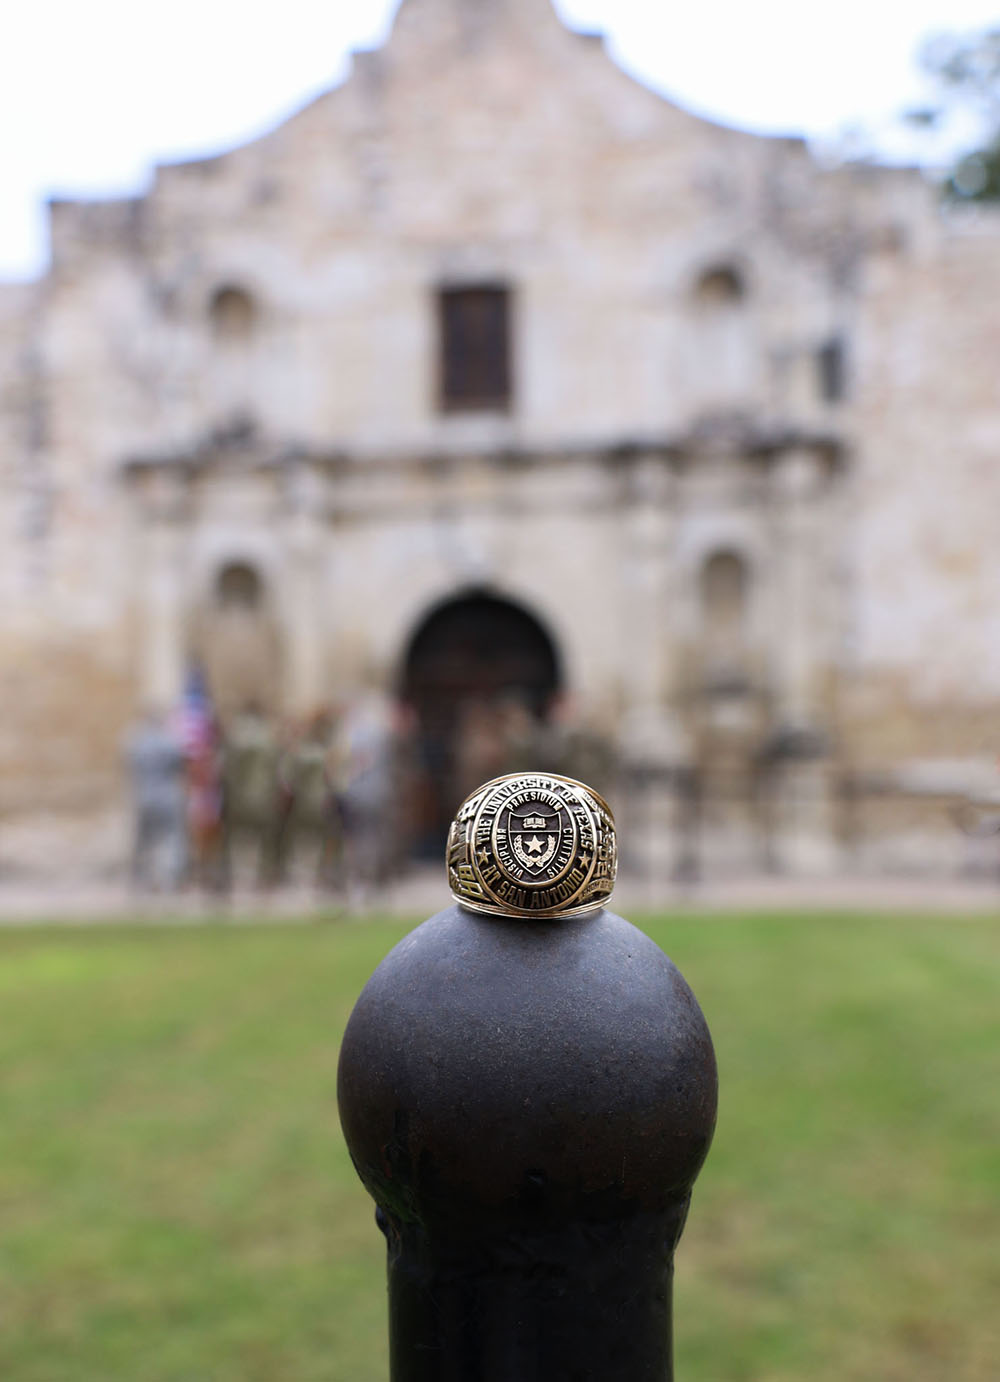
(2, 0, 998, 280)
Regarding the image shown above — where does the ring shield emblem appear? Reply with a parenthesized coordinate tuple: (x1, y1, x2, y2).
(448, 772, 618, 920)
(503, 797, 571, 881)
(509, 803, 560, 874)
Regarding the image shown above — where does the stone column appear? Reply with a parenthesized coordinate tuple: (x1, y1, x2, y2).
(618, 457, 691, 887)
(769, 448, 838, 874)
(283, 462, 328, 716)
(138, 468, 190, 710)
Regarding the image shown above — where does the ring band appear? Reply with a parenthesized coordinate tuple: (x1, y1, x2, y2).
(447, 772, 617, 919)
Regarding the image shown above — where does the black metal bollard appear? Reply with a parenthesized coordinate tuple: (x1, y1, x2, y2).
(338, 773, 717, 1381)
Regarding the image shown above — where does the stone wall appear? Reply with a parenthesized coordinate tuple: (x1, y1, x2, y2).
(1, 0, 998, 878)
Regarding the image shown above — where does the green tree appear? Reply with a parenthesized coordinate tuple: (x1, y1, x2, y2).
(907, 28, 1000, 200)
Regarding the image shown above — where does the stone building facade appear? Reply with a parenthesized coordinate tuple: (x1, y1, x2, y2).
(2, 0, 1000, 878)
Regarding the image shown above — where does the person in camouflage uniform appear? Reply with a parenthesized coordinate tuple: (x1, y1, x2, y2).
(331, 690, 398, 905)
(272, 709, 337, 887)
(221, 703, 280, 889)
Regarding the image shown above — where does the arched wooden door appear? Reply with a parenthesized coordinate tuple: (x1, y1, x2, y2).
(401, 591, 561, 853)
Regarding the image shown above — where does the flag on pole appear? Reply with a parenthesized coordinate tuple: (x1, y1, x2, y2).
(174, 664, 216, 760)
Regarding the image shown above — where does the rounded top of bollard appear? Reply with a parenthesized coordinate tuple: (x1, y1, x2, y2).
(337, 903, 717, 1233)
(446, 771, 617, 919)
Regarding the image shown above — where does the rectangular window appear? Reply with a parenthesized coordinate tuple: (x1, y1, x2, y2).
(438, 285, 511, 412)
(817, 336, 847, 403)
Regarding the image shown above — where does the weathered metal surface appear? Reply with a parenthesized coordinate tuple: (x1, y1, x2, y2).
(338, 898, 717, 1380)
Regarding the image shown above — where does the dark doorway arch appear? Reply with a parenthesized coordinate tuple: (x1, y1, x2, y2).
(208, 284, 258, 343)
(401, 591, 562, 853)
(216, 560, 263, 611)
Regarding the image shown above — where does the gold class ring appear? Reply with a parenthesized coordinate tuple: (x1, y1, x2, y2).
(447, 772, 618, 919)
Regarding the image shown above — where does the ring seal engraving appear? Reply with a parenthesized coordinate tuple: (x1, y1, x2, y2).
(447, 772, 617, 919)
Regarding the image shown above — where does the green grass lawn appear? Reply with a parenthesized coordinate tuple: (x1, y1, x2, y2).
(0, 912, 997, 1381)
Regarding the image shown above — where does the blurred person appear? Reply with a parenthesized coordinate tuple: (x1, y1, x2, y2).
(221, 701, 279, 889)
(175, 665, 225, 891)
(544, 692, 617, 790)
(268, 714, 298, 885)
(496, 690, 546, 775)
(332, 689, 398, 905)
(383, 698, 421, 880)
(453, 699, 506, 806)
(408, 715, 451, 858)
(273, 709, 334, 886)
(125, 706, 187, 891)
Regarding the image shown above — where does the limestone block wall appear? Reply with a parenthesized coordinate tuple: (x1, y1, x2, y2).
(38, 0, 864, 463)
(847, 211, 1000, 798)
(1, 0, 998, 877)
